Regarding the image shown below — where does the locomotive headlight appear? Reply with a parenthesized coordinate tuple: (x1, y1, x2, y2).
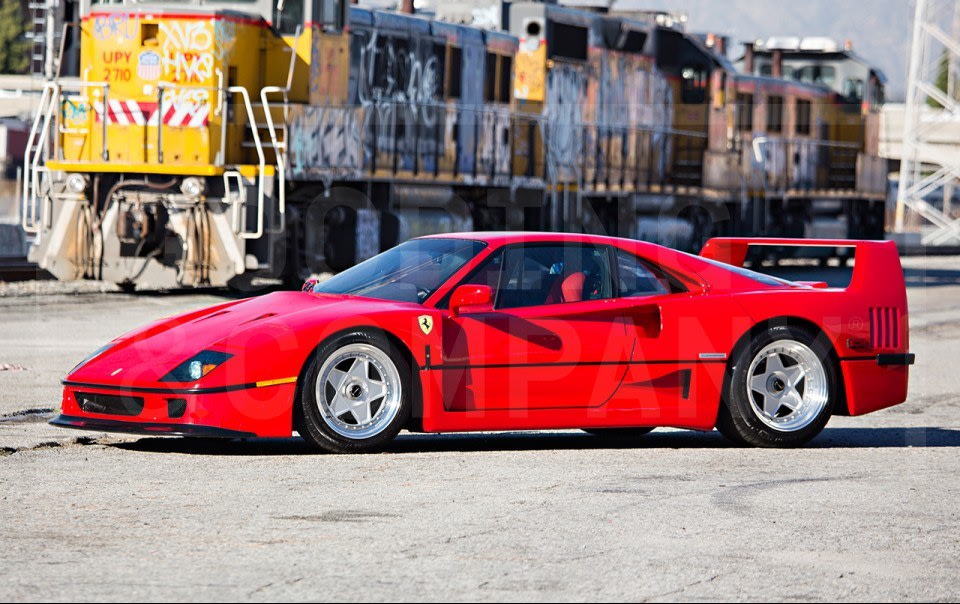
(65, 173, 88, 195)
(180, 177, 205, 198)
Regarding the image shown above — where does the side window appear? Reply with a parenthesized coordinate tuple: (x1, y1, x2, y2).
(447, 46, 463, 99)
(767, 95, 783, 133)
(615, 250, 681, 297)
(497, 245, 613, 309)
(736, 92, 754, 132)
(681, 65, 708, 104)
(484, 52, 497, 102)
(316, 0, 345, 32)
(275, 0, 306, 35)
(437, 249, 503, 309)
(796, 99, 812, 135)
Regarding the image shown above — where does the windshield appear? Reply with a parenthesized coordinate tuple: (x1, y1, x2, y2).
(314, 238, 487, 304)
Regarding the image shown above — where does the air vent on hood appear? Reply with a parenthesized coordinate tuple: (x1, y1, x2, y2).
(241, 313, 277, 325)
(194, 310, 231, 323)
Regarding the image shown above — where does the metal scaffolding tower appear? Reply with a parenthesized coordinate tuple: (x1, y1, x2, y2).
(26, 0, 64, 80)
(895, 0, 960, 245)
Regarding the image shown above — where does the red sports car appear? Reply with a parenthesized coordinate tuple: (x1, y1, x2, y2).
(52, 233, 914, 451)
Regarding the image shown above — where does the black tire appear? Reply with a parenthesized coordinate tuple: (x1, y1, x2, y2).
(297, 330, 412, 454)
(717, 325, 836, 448)
(582, 427, 655, 438)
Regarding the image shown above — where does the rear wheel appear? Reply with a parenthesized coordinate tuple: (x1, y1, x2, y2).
(717, 325, 835, 447)
(298, 331, 411, 453)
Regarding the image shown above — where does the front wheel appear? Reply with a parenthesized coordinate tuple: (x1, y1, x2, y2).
(298, 331, 411, 453)
(717, 325, 836, 448)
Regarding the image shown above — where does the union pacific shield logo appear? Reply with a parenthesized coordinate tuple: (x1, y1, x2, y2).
(137, 51, 161, 81)
(418, 315, 433, 335)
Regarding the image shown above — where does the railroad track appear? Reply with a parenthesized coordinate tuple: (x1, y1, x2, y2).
(0, 257, 50, 282)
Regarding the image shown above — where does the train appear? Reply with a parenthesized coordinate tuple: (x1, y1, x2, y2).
(21, 0, 888, 289)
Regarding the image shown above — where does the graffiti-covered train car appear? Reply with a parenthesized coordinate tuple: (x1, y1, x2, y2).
(22, 0, 888, 290)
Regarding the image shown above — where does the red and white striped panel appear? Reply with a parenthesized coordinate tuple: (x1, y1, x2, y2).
(147, 103, 210, 128)
(94, 100, 209, 128)
(93, 100, 147, 126)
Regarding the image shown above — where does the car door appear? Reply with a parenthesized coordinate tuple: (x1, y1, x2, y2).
(607, 248, 744, 428)
(440, 243, 633, 412)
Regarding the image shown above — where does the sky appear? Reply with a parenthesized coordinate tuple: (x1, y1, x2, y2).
(617, 0, 914, 100)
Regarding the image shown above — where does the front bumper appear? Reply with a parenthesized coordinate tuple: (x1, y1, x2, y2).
(55, 379, 298, 438)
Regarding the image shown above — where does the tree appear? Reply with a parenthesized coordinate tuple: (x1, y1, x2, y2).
(927, 49, 955, 109)
(0, 0, 28, 74)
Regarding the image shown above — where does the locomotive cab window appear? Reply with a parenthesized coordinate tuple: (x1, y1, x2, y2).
(548, 22, 588, 62)
(315, 0, 346, 32)
(274, 0, 305, 35)
(681, 66, 708, 104)
(793, 65, 836, 87)
(844, 78, 865, 102)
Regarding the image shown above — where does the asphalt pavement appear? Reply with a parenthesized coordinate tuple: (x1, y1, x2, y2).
(0, 256, 957, 602)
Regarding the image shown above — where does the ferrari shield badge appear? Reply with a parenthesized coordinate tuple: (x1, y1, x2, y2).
(418, 315, 434, 335)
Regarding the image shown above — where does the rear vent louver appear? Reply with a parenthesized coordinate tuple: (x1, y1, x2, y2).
(869, 307, 901, 350)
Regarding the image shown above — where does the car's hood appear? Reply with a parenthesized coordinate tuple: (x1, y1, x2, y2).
(66, 291, 418, 387)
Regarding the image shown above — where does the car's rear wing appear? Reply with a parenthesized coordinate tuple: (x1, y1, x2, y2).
(699, 238, 905, 296)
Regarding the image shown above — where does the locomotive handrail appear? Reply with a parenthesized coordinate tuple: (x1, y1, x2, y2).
(21, 82, 56, 234)
(228, 85, 267, 240)
(22, 80, 113, 236)
(751, 135, 861, 163)
(285, 26, 303, 91)
(750, 135, 866, 197)
(154, 82, 223, 164)
(260, 86, 287, 217)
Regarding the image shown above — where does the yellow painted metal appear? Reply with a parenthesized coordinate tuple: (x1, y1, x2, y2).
(61, 11, 303, 175)
(514, 42, 546, 102)
(309, 26, 350, 106)
(46, 161, 273, 178)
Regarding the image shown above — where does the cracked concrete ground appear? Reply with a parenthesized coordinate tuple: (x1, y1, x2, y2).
(0, 256, 958, 601)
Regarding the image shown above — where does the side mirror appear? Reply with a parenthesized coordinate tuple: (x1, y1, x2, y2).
(450, 285, 494, 318)
(301, 277, 318, 292)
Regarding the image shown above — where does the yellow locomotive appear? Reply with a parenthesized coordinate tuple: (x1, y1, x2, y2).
(22, 0, 887, 289)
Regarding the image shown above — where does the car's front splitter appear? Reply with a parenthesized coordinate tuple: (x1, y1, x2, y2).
(50, 414, 257, 438)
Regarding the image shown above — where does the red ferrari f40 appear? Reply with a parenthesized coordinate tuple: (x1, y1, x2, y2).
(53, 233, 914, 452)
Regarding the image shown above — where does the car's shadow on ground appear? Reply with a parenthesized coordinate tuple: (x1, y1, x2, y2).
(109, 426, 960, 456)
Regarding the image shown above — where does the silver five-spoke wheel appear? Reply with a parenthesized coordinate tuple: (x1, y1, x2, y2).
(717, 325, 836, 448)
(746, 340, 828, 432)
(298, 331, 412, 454)
(317, 343, 403, 440)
